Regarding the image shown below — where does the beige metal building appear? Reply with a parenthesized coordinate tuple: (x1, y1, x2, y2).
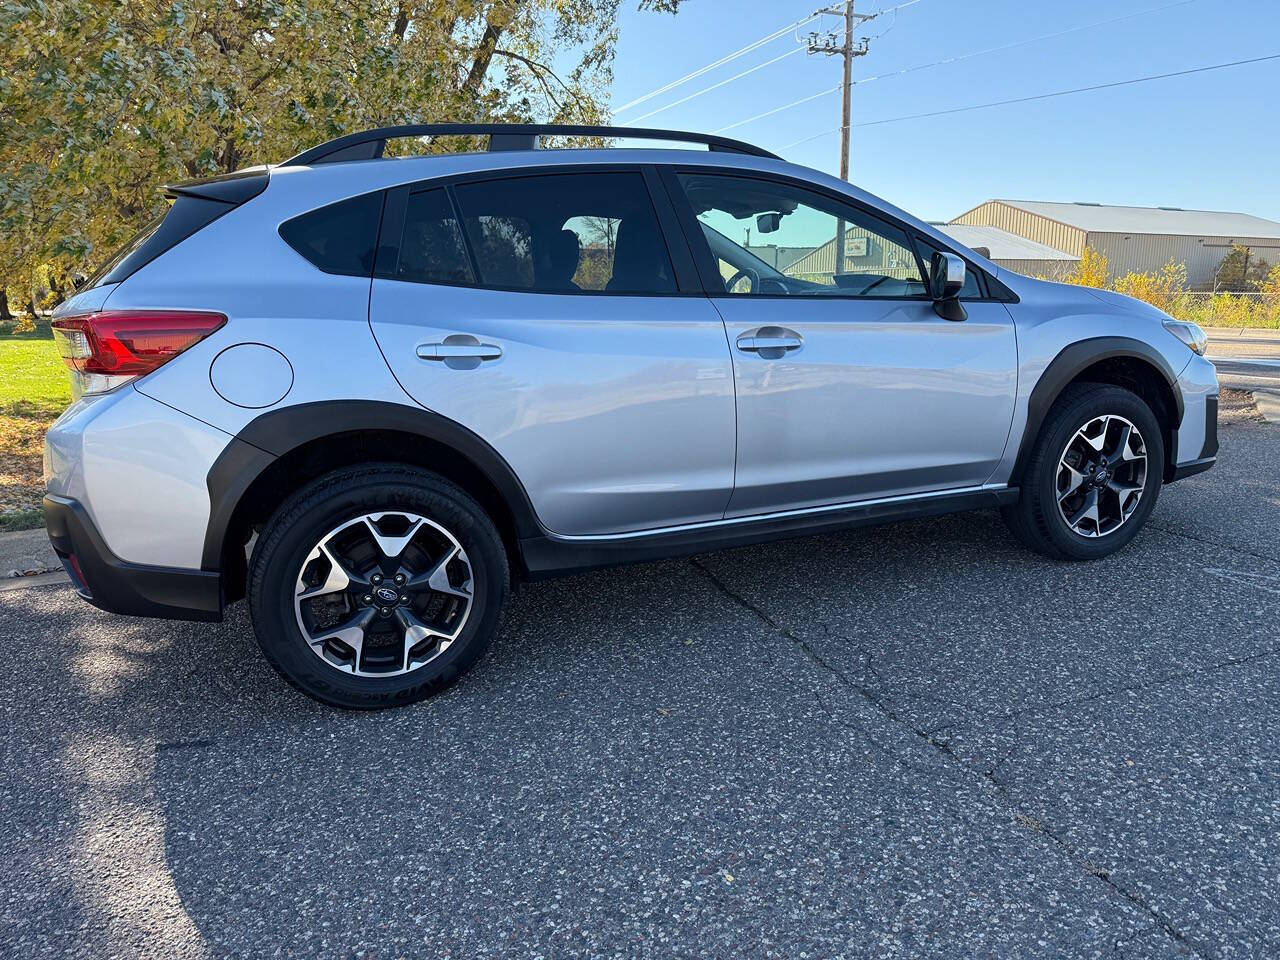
(950, 200, 1280, 289)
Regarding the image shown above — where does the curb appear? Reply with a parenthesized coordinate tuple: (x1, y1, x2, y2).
(1252, 390, 1280, 424)
(1203, 327, 1280, 339)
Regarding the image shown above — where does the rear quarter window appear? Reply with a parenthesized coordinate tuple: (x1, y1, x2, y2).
(279, 192, 384, 277)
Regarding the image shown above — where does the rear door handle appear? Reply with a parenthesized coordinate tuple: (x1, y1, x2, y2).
(416, 334, 502, 370)
(736, 327, 803, 359)
(416, 341, 503, 361)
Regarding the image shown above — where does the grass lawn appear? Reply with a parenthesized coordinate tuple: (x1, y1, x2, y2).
(1, 323, 71, 530)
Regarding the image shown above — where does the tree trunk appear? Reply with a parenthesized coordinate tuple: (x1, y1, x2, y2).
(0, 289, 11, 322)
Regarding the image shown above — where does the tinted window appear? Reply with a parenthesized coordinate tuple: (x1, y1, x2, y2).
(913, 238, 983, 299)
(279, 192, 382, 277)
(397, 189, 474, 285)
(451, 172, 676, 294)
(676, 172, 925, 298)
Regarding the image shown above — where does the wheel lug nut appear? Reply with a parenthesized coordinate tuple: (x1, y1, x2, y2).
(371, 574, 383, 584)
(361, 594, 373, 605)
(394, 573, 406, 585)
(399, 595, 409, 604)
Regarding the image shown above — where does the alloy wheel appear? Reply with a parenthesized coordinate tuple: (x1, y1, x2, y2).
(1055, 414, 1148, 538)
(293, 511, 473, 677)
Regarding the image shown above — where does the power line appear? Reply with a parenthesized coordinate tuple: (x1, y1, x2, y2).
(623, 47, 806, 124)
(852, 0, 1200, 89)
(714, 85, 844, 134)
(781, 53, 1280, 148)
(614, 13, 820, 115)
(711, 0, 1201, 137)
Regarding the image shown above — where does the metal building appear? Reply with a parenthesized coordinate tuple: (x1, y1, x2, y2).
(950, 200, 1280, 289)
(932, 223, 1079, 281)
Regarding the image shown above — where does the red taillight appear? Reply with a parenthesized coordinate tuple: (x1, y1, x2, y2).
(51, 310, 226, 377)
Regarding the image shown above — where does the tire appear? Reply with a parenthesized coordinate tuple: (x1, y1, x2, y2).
(1002, 383, 1165, 561)
(248, 464, 508, 709)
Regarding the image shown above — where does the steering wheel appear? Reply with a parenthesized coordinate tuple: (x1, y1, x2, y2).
(725, 267, 761, 295)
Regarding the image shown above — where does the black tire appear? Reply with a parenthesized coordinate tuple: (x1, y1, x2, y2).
(248, 464, 508, 709)
(1002, 383, 1164, 561)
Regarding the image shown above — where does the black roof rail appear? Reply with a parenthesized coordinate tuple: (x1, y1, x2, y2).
(282, 123, 780, 166)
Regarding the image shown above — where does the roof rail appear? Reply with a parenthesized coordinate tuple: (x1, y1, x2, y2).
(282, 123, 780, 166)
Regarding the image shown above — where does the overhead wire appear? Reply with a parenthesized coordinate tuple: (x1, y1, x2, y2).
(780, 53, 1280, 148)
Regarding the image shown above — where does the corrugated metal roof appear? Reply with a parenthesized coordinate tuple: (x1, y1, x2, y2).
(989, 200, 1280, 239)
(932, 223, 1079, 262)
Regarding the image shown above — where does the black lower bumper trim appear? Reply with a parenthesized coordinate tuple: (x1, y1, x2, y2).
(1169, 456, 1217, 482)
(43, 495, 223, 622)
(520, 487, 1018, 579)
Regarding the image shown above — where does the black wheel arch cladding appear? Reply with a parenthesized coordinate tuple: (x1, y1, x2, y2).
(1012, 337, 1184, 485)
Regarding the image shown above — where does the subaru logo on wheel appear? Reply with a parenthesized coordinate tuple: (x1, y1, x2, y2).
(375, 586, 399, 604)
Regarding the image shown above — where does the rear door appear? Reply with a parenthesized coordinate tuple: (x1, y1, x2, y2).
(664, 168, 1017, 517)
(368, 167, 737, 536)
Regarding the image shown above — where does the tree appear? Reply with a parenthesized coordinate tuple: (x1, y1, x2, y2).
(1214, 243, 1272, 292)
(1066, 247, 1108, 288)
(0, 0, 682, 302)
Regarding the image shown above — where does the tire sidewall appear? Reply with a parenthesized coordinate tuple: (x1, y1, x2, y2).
(1033, 388, 1164, 560)
(249, 472, 507, 709)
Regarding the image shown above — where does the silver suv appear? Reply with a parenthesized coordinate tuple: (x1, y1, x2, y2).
(44, 124, 1219, 708)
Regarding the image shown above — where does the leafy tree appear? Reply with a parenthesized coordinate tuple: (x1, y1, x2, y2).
(1214, 243, 1272, 292)
(0, 0, 681, 301)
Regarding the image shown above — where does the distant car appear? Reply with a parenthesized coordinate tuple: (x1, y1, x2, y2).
(44, 123, 1219, 708)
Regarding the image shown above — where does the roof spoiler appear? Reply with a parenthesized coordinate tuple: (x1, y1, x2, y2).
(162, 166, 271, 205)
(282, 123, 780, 166)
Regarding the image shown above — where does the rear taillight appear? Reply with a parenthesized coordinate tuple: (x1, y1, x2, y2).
(51, 310, 225, 397)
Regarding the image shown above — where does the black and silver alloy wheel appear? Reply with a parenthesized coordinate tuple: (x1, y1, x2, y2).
(1001, 383, 1164, 561)
(1054, 414, 1147, 538)
(294, 511, 474, 677)
(249, 465, 508, 708)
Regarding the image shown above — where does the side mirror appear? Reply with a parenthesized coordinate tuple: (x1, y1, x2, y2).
(929, 251, 967, 321)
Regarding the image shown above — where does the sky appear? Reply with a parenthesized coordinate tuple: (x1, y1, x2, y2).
(601, 0, 1280, 223)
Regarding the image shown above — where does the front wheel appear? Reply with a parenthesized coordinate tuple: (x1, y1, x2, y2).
(1002, 383, 1165, 560)
(248, 465, 508, 708)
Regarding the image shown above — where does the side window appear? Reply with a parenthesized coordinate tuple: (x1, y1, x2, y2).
(279, 191, 382, 277)
(451, 172, 676, 294)
(675, 172, 925, 298)
(913, 237, 983, 299)
(397, 189, 474, 285)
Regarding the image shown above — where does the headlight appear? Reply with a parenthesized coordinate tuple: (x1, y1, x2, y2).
(1163, 319, 1207, 356)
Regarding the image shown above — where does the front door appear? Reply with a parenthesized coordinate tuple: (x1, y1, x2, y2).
(667, 170, 1017, 517)
(368, 169, 736, 536)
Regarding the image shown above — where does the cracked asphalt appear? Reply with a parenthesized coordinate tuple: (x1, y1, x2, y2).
(2, 416, 1278, 958)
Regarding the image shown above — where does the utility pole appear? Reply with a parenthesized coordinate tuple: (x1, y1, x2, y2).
(807, 1, 872, 275)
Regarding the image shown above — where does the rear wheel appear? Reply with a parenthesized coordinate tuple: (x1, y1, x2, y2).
(1002, 383, 1164, 560)
(248, 465, 507, 708)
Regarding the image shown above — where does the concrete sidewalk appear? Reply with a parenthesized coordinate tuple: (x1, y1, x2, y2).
(0, 527, 61, 579)
(1203, 325, 1280, 339)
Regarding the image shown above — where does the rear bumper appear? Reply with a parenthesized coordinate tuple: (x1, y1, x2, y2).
(44, 495, 223, 622)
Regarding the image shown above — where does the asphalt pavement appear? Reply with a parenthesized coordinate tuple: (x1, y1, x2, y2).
(1204, 327, 1280, 394)
(2, 404, 1278, 957)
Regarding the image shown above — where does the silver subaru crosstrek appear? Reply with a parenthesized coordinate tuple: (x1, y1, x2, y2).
(44, 123, 1218, 708)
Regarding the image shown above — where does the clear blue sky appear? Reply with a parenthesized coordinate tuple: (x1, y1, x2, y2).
(603, 0, 1280, 223)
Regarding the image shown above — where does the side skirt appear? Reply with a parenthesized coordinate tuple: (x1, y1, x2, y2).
(519, 486, 1018, 579)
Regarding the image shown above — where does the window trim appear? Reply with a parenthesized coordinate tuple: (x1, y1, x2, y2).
(659, 165, 1011, 303)
(372, 164, 704, 298)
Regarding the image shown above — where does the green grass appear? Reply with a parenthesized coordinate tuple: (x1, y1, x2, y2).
(0, 330, 72, 417)
(0, 327, 70, 530)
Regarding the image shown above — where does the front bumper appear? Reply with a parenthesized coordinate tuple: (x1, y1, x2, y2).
(44, 495, 223, 622)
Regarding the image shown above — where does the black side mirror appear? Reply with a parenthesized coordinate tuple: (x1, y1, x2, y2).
(929, 251, 966, 321)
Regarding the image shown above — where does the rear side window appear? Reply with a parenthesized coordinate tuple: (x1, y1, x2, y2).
(449, 172, 677, 294)
(396, 189, 474, 285)
(280, 192, 383, 277)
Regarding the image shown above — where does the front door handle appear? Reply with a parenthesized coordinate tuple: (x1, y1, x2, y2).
(736, 327, 803, 359)
(416, 334, 502, 369)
